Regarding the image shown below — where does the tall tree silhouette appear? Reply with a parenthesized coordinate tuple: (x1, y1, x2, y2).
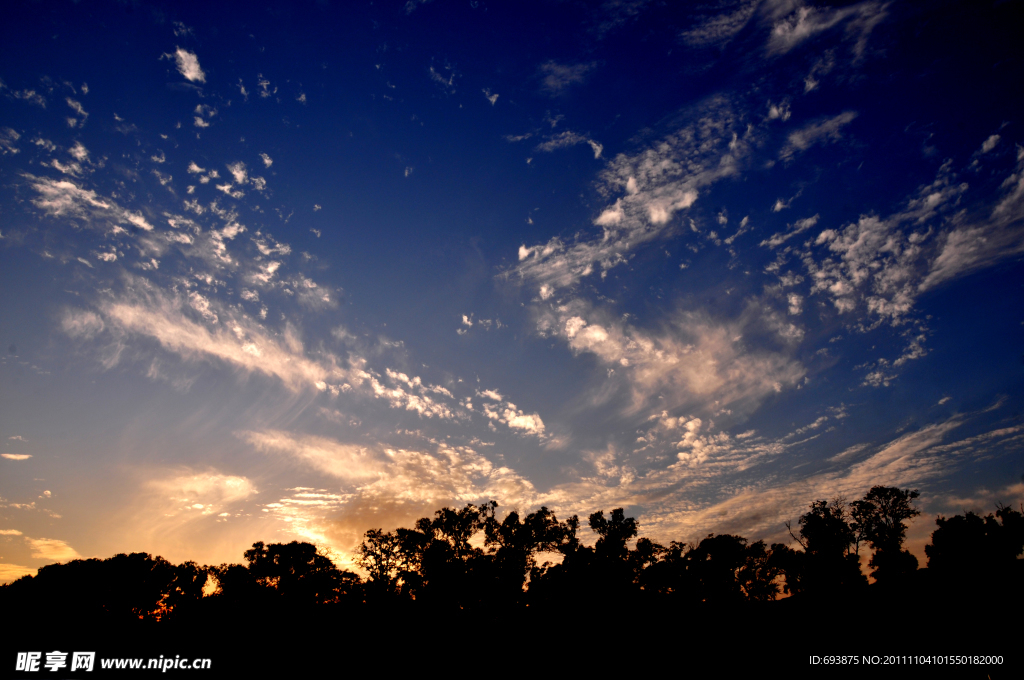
(851, 486, 921, 583)
(480, 503, 567, 606)
(357, 529, 403, 598)
(783, 497, 867, 597)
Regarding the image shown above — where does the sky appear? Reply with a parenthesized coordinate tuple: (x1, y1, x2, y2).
(1, 0, 1023, 582)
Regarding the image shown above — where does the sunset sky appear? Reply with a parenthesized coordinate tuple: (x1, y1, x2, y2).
(1, 0, 1022, 582)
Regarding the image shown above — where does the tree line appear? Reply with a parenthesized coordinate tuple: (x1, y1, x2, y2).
(3, 486, 1022, 621)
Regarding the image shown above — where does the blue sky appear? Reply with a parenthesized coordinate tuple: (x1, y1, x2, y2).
(1, 0, 1022, 581)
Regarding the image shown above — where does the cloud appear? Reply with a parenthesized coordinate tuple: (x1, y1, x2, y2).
(404, 0, 434, 14)
(428, 66, 457, 94)
(760, 214, 819, 248)
(66, 97, 88, 125)
(260, 153, 273, 168)
(479, 395, 547, 436)
(367, 370, 457, 420)
(69, 142, 89, 161)
(779, 111, 858, 161)
(0, 564, 35, 584)
(680, 0, 758, 48)
(1, 454, 32, 461)
(170, 47, 206, 83)
(535, 300, 804, 415)
(767, 2, 888, 58)
(591, 0, 652, 38)
(512, 97, 749, 297)
(245, 429, 539, 561)
(63, 278, 361, 394)
(243, 431, 380, 481)
(799, 160, 975, 323)
(147, 470, 257, 514)
(582, 412, 1017, 547)
(979, 134, 1000, 154)
(0, 128, 20, 156)
(26, 175, 112, 218)
(482, 88, 499, 106)
(535, 131, 603, 159)
(920, 147, 1024, 291)
(766, 100, 791, 123)
(539, 61, 596, 95)
(26, 537, 82, 561)
(8, 88, 46, 108)
(227, 162, 248, 185)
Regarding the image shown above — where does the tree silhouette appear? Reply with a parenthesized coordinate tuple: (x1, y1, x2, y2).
(242, 541, 358, 606)
(9, 489, 1024, 634)
(357, 529, 403, 598)
(850, 486, 921, 583)
(783, 496, 867, 597)
(925, 503, 1024, 580)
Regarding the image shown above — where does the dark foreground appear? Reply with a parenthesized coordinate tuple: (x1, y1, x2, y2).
(4, 575, 1021, 680)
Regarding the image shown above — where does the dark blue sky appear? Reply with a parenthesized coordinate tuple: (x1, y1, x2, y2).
(1, 0, 1022, 579)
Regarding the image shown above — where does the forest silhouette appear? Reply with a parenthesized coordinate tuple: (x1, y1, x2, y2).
(3, 486, 1022, 675)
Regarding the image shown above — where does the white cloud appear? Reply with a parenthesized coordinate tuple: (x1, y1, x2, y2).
(535, 131, 603, 159)
(9, 89, 46, 107)
(26, 537, 81, 561)
(0, 564, 35, 584)
(780, 111, 858, 161)
(799, 161, 973, 323)
(1, 454, 32, 461)
(227, 162, 248, 185)
(148, 470, 257, 514)
(481, 399, 546, 436)
(680, 0, 758, 48)
(69, 142, 89, 161)
(171, 47, 206, 83)
(482, 88, 499, 106)
(63, 279, 362, 393)
(920, 148, 1024, 291)
(26, 175, 111, 218)
(766, 100, 791, 122)
(536, 300, 804, 415)
(66, 97, 88, 125)
(539, 61, 596, 94)
(767, 2, 888, 58)
(979, 134, 1000, 154)
(404, 0, 434, 14)
(244, 431, 380, 481)
(512, 96, 749, 297)
(760, 214, 819, 248)
(245, 428, 539, 562)
(0, 128, 20, 155)
(260, 153, 273, 168)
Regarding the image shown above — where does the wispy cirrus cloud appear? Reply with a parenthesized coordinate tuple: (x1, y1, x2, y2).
(766, 1, 888, 58)
(511, 96, 750, 298)
(779, 111, 858, 161)
(62, 277, 361, 394)
(680, 0, 758, 49)
(538, 61, 596, 95)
